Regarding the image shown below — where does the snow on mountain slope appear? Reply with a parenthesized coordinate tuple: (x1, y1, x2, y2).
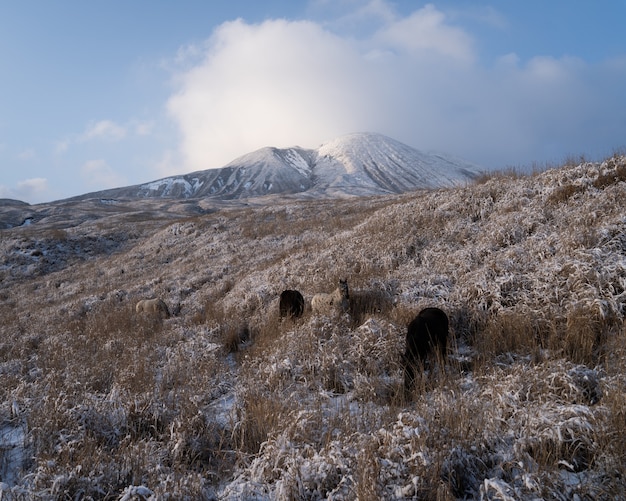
(71, 133, 484, 202)
(313, 132, 481, 195)
(197, 146, 316, 198)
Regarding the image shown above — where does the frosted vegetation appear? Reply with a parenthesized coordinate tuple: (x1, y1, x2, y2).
(1, 155, 626, 499)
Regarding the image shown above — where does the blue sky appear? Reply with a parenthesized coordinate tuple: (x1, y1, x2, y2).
(1, 1, 625, 203)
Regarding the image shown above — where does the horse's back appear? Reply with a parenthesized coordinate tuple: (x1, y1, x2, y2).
(406, 307, 449, 358)
(136, 298, 170, 318)
(279, 290, 304, 317)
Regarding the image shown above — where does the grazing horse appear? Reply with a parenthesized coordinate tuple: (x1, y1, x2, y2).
(311, 279, 350, 315)
(403, 307, 449, 395)
(135, 298, 171, 319)
(279, 290, 305, 319)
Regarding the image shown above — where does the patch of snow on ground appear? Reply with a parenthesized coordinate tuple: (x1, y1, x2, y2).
(0, 422, 26, 488)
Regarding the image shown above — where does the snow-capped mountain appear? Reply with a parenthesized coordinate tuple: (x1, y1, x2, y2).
(313, 133, 481, 196)
(76, 132, 483, 201)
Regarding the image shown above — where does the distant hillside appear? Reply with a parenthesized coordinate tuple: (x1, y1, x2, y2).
(72, 132, 483, 201)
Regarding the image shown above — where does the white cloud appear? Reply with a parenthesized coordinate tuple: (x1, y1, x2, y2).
(133, 121, 154, 136)
(17, 149, 37, 161)
(164, 2, 626, 173)
(373, 4, 475, 61)
(55, 140, 70, 154)
(167, 18, 373, 170)
(0, 178, 49, 202)
(163, 5, 482, 172)
(57, 118, 153, 156)
(313, 0, 396, 32)
(81, 159, 126, 190)
(17, 177, 48, 194)
(81, 120, 127, 141)
(154, 149, 180, 177)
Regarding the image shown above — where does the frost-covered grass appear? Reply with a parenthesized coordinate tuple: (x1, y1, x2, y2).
(1, 155, 626, 499)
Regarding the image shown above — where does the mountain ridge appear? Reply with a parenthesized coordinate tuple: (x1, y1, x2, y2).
(72, 132, 484, 202)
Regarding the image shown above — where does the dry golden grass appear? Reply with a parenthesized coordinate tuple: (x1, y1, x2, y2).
(354, 438, 383, 501)
(2, 154, 626, 498)
(231, 391, 294, 455)
(547, 182, 587, 205)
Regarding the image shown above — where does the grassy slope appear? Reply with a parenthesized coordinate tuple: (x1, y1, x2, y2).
(1, 156, 625, 499)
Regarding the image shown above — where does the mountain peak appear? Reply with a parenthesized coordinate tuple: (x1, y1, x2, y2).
(70, 133, 484, 202)
(320, 131, 398, 149)
(315, 132, 480, 192)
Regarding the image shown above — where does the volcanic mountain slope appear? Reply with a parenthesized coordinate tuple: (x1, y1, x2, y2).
(313, 132, 481, 195)
(73, 132, 484, 201)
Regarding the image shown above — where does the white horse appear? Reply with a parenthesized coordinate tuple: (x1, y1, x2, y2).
(135, 298, 170, 319)
(311, 279, 350, 315)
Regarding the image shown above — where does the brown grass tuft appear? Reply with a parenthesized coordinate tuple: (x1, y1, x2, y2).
(547, 183, 587, 205)
(232, 391, 293, 455)
(473, 310, 544, 362)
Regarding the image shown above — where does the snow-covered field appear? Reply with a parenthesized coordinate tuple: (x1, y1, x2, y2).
(1, 155, 625, 499)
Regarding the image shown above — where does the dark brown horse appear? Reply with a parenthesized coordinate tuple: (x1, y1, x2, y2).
(403, 307, 449, 395)
(279, 290, 305, 319)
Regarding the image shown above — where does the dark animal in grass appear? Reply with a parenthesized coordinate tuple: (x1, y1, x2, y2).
(279, 290, 305, 319)
(311, 278, 350, 315)
(135, 298, 170, 319)
(403, 307, 449, 395)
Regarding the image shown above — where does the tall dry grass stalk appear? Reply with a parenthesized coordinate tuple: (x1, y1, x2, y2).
(355, 438, 382, 501)
(472, 310, 545, 364)
(231, 391, 294, 455)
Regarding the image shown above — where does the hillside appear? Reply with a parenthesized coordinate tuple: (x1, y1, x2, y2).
(1, 155, 626, 499)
